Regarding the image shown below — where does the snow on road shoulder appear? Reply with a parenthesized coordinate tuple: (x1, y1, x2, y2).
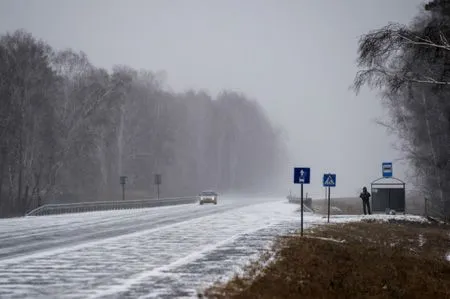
(312, 213, 428, 224)
(0, 200, 306, 299)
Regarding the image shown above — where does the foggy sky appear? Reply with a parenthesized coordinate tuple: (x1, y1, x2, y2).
(0, 0, 426, 198)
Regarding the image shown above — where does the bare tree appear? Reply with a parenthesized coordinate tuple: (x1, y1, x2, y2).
(0, 29, 288, 216)
(353, 0, 450, 220)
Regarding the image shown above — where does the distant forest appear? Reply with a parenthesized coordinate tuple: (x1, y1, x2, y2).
(0, 29, 289, 217)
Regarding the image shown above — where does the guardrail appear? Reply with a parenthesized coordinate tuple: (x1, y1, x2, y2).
(287, 195, 312, 207)
(26, 196, 199, 216)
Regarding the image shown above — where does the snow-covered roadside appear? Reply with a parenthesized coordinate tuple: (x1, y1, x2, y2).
(323, 214, 427, 223)
(307, 213, 428, 225)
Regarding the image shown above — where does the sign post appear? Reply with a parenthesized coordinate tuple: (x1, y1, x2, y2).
(120, 176, 128, 201)
(154, 174, 162, 200)
(322, 173, 336, 223)
(294, 167, 310, 236)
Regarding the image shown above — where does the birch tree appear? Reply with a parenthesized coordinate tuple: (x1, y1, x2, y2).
(353, 0, 450, 220)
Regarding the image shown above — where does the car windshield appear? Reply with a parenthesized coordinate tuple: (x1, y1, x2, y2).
(200, 191, 217, 196)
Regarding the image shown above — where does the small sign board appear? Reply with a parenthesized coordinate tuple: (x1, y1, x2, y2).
(294, 167, 310, 184)
(154, 174, 162, 185)
(382, 162, 393, 178)
(323, 173, 336, 187)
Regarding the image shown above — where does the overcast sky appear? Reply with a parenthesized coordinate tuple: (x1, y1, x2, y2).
(0, 0, 426, 198)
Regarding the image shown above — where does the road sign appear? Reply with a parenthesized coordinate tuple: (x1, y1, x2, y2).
(120, 176, 128, 185)
(119, 176, 128, 201)
(294, 167, 310, 184)
(322, 173, 336, 223)
(293, 167, 310, 236)
(154, 174, 162, 185)
(323, 173, 336, 187)
(382, 162, 392, 178)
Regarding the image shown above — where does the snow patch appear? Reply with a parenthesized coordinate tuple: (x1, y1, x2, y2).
(331, 206, 342, 212)
(418, 234, 426, 247)
(320, 214, 427, 224)
(304, 236, 346, 243)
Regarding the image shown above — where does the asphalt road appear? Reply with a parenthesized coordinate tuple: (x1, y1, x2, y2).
(0, 196, 283, 262)
(0, 196, 305, 298)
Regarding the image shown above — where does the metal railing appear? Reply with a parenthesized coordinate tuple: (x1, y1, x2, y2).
(26, 196, 199, 216)
(286, 195, 313, 209)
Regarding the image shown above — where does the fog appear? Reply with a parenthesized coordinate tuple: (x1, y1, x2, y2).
(0, 0, 426, 204)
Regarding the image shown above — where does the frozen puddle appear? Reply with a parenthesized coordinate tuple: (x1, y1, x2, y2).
(0, 201, 312, 299)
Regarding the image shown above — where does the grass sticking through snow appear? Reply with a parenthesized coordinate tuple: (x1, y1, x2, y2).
(202, 219, 450, 299)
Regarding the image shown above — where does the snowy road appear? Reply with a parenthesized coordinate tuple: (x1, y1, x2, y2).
(0, 196, 314, 298)
(0, 197, 281, 260)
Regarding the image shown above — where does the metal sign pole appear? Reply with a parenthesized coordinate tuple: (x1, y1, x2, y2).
(294, 167, 310, 237)
(301, 182, 304, 236)
(323, 173, 336, 222)
(120, 176, 127, 201)
(327, 186, 331, 223)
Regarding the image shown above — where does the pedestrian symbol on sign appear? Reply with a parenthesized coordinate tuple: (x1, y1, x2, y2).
(322, 173, 336, 187)
(324, 175, 334, 186)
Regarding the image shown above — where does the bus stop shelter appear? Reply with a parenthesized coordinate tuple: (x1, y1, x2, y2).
(370, 177, 406, 214)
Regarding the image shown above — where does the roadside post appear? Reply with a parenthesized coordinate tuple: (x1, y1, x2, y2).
(154, 174, 162, 200)
(294, 167, 311, 236)
(120, 176, 128, 201)
(322, 173, 336, 223)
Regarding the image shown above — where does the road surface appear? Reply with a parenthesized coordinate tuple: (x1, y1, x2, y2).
(0, 196, 276, 260)
(0, 196, 315, 298)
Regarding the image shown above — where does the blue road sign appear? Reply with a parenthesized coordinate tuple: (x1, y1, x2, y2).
(323, 173, 336, 187)
(294, 167, 310, 184)
(382, 162, 393, 178)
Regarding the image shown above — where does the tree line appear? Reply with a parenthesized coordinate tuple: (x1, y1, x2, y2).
(0, 29, 288, 217)
(353, 0, 450, 220)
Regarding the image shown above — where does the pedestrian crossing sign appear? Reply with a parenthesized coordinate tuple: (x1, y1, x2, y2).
(323, 173, 336, 187)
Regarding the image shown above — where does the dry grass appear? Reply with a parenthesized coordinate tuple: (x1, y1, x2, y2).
(202, 219, 450, 299)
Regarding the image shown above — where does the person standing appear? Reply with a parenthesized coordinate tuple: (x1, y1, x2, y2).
(360, 187, 371, 215)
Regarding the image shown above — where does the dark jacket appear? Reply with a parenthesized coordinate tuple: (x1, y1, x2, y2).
(360, 191, 371, 202)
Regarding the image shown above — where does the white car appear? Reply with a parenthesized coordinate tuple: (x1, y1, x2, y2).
(199, 191, 218, 205)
